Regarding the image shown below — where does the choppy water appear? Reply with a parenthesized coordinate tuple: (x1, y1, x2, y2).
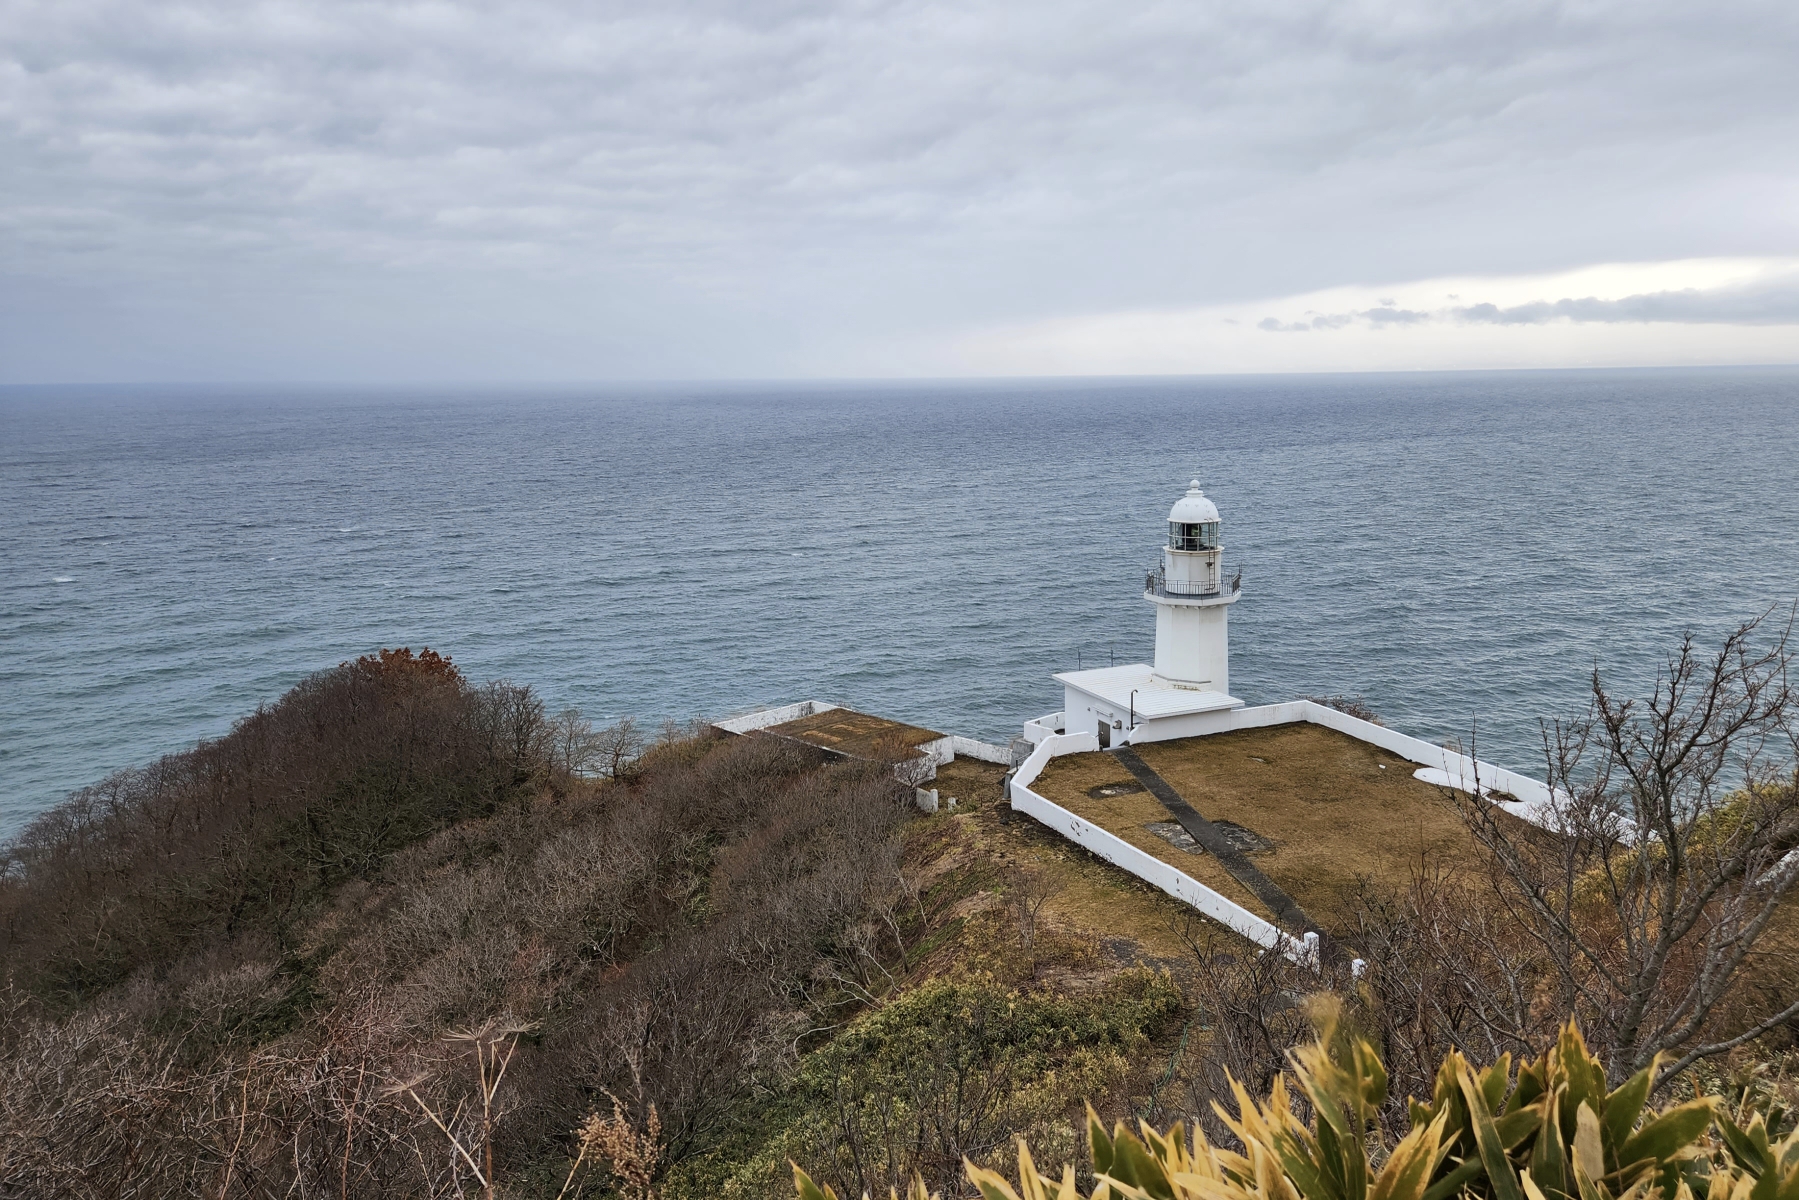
(4, 370, 1798, 839)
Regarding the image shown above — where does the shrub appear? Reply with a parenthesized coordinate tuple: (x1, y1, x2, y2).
(0, 684, 923, 1198)
(797, 999, 1799, 1200)
(724, 969, 1183, 1200)
(0, 648, 552, 1006)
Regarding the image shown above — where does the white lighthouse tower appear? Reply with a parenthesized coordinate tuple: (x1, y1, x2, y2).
(1149, 480, 1239, 693)
(1043, 479, 1245, 747)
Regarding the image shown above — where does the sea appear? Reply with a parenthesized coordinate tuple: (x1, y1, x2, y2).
(4, 369, 1798, 841)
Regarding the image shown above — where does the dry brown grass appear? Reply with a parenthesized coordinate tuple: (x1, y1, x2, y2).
(925, 756, 1005, 809)
(915, 757, 1231, 971)
(1032, 723, 1493, 933)
(1030, 750, 1272, 918)
(761, 708, 945, 759)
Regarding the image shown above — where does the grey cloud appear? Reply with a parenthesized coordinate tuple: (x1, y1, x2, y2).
(1255, 274, 1799, 333)
(1363, 306, 1431, 325)
(3, 0, 1799, 379)
(1259, 314, 1351, 332)
(1454, 277, 1799, 325)
(1258, 306, 1429, 332)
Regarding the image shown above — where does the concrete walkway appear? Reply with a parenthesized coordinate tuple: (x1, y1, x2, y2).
(1109, 745, 1323, 939)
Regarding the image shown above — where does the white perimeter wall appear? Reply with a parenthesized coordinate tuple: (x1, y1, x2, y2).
(1006, 701, 1564, 961)
(712, 701, 839, 735)
(1008, 732, 1315, 964)
(947, 735, 1015, 765)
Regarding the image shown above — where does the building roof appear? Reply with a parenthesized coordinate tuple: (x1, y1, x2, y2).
(761, 706, 947, 760)
(1054, 664, 1242, 719)
(1168, 480, 1220, 524)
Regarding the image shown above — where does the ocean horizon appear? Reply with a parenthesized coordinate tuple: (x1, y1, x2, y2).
(5, 366, 1798, 840)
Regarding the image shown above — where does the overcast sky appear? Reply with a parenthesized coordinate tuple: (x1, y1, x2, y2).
(4, 0, 1798, 382)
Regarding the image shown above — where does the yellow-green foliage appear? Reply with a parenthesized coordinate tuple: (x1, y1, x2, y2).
(710, 969, 1182, 1199)
(1570, 782, 1795, 908)
(795, 1001, 1799, 1200)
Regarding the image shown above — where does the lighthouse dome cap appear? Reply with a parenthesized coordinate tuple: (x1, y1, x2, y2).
(1168, 479, 1220, 524)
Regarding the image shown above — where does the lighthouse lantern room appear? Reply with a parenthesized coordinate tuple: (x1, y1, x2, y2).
(1047, 479, 1245, 747)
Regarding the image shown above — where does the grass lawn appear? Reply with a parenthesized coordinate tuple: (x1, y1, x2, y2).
(1032, 722, 1496, 933)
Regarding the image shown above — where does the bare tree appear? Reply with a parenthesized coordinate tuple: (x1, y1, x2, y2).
(476, 683, 549, 783)
(547, 708, 603, 781)
(595, 717, 645, 778)
(0, 711, 917, 1198)
(388, 1020, 534, 1200)
(1349, 863, 1549, 1120)
(1175, 919, 1318, 1134)
(1453, 609, 1799, 1085)
(1006, 867, 1062, 951)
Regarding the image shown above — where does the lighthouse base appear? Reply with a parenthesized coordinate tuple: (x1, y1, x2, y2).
(1149, 670, 1215, 691)
(1052, 664, 1243, 747)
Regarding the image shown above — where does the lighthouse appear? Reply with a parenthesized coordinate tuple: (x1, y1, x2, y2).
(1042, 479, 1246, 747)
(1148, 480, 1240, 693)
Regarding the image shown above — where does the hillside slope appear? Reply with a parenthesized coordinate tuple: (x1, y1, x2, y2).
(0, 657, 1211, 1198)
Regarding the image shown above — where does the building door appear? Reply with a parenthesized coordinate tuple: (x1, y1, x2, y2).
(1097, 721, 1111, 749)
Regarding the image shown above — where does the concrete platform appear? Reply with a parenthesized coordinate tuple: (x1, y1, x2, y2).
(761, 706, 948, 760)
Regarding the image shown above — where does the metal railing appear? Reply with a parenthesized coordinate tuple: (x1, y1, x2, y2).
(1145, 564, 1242, 598)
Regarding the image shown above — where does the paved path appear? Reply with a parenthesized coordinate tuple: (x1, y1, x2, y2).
(1109, 745, 1323, 939)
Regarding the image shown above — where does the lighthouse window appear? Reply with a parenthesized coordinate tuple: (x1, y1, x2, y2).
(1169, 521, 1220, 551)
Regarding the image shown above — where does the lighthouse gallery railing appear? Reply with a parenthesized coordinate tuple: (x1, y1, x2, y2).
(1146, 565, 1242, 598)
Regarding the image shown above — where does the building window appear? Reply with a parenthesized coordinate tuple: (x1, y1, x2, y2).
(1169, 521, 1220, 551)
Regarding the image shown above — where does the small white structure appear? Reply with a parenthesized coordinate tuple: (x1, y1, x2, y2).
(714, 701, 1016, 771)
(1051, 480, 1245, 747)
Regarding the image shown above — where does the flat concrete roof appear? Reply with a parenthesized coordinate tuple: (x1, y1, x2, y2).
(1054, 663, 1241, 719)
(1027, 721, 1497, 934)
(762, 707, 946, 760)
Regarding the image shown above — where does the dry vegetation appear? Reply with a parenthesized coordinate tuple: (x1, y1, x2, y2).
(4, 617, 1798, 1200)
(0, 651, 929, 1197)
(0, 653, 1202, 1199)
